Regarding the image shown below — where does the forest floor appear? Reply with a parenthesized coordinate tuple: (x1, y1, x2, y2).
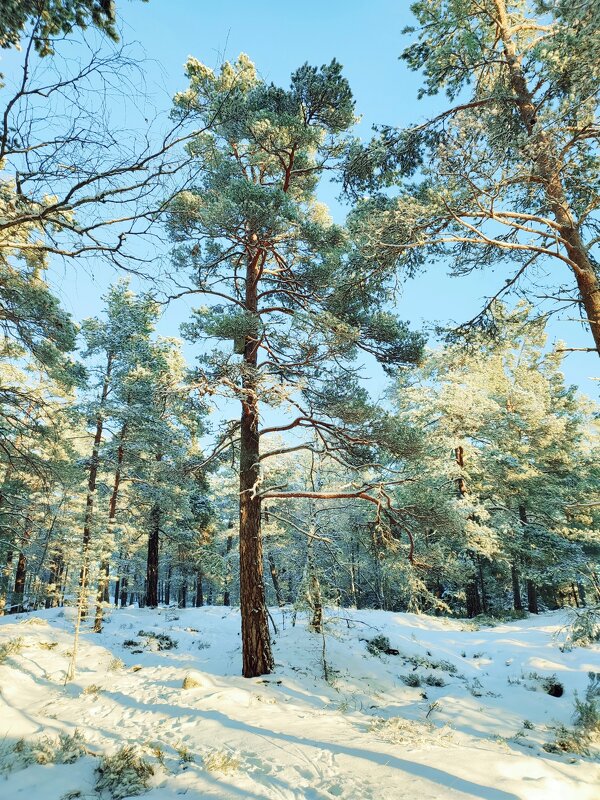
(0, 605, 598, 799)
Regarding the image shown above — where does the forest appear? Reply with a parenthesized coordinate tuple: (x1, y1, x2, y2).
(0, 2, 598, 799)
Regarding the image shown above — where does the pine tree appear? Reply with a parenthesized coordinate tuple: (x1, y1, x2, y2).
(169, 55, 424, 676)
(393, 303, 600, 614)
(345, 0, 600, 354)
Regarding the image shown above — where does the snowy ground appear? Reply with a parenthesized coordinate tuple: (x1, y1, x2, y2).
(0, 605, 598, 800)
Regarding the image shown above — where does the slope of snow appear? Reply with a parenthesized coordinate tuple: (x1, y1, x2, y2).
(0, 606, 598, 799)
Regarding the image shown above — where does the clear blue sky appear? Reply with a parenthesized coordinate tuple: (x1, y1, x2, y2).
(21, 0, 598, 396)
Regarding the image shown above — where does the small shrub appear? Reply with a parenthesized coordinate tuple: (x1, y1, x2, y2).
(573, 672, 600, 736)
(82, 684, 103, 696)
(149, 744, 165, 768)
(472, 610, 528, 628)
(109, 657, 125, 671)
(182, 674, 202, 690)
(366, 635, 391, 656)
(95, 745, 154, 799)
(467, 677, 484, 697)
(0, 637, 24, 663)
(0, 730, 87, 775)
(175, 743, 194, 764)
(424, 674, 446, 687)
(541, 674, 564, 698)
(369, 716, 453, 746)
(560, 606, 600, 651)
(39, 641, 58, 650)
(543, 725, 589, 756)
(202, 748, 241, 773)
(137, 630, 177, 651)
(401, 673, 422, 687)
(19, 616, 48, 626)
(544, 672, 600, 756)
(426, 700, 441, 718)
(401, 651, 458, 675)
(523, 719, 534, 730)
(123, 640, 140, 648)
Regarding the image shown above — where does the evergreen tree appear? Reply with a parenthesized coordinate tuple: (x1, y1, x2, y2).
(394, 304, 600, 615)
(345, 1, 600, 354)
(169, 55, 424, 676)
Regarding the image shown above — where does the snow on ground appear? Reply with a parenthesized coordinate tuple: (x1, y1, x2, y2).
(0, 605, 598, 799)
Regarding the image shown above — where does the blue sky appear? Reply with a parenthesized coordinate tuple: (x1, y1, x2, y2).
(7, 0, 597, 397)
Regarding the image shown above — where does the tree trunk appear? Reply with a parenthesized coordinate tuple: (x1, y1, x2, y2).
(165, 563, 171, 605)
(58, 564, 67, 607)
(477, 555, 488, 613)
(465, 581, 482, 618)
(223, 527, 233, 606)
(518, 504, 538, 613)
(195, 569, 203, 607)
(267, 552, 285, 607)
(119, 574, 128, 608)
(45, 554, 63, 609)
(238, 249, 273, 678)
(349, 540, 359, 608)
(12, 551, 27, 613)
(511, 563, 523, 611)
(146, 504, 160, 608)
(0, 550, 13, 615)
(527, 579, 538, 614)
(178, 561, 187, 608)
(81, 353, 113, 619)
(94, 418, 128, 632)
(494, 0, 600, 355)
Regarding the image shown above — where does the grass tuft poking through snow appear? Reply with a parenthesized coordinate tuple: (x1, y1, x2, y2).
(369, 717, 453, 747)
(0, 636, 23, 663)
(202, 748, 242, 773)
(0, 730, 87, 775)
(95, 745, 154, 799)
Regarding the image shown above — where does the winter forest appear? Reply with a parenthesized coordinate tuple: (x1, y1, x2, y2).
(0, 2, 599, 799)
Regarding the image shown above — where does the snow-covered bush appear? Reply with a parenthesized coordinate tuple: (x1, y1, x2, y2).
(175, 743, 194, 764)
(369, 716, 453, 746)
(137, 630, 177, 651)
(544, 672, 600, 756)
(541, 675, 564, 697)
(38, 641, 58, 650)
(182, 674, 202, 689)
(0, 730, 87, 775)
(424, 674, 447, 687)
(82, 684, 103, 696)
(400, 650, 458, 674)
(365, 635, 391, 656)
(202, 748, 241, 773)
(95, 745, 154, 799)
(560, 606, 600, 652)
(574, 672, 600, 738)
(0, 636, 24, 663)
